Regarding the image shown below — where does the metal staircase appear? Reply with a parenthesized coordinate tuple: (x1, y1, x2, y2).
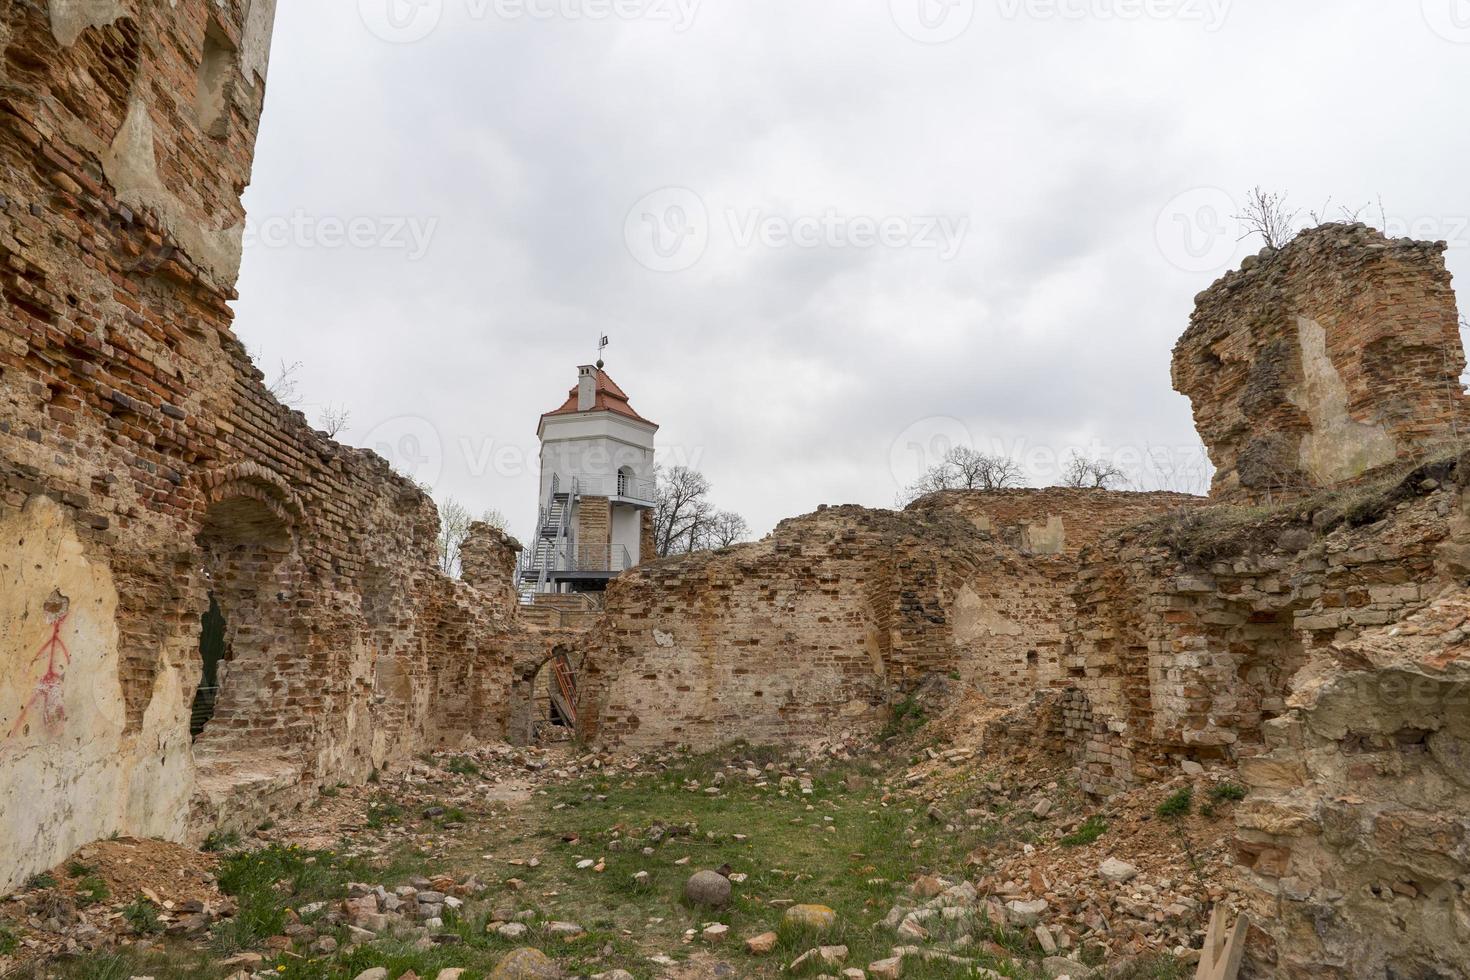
(519, 474, 578, 592)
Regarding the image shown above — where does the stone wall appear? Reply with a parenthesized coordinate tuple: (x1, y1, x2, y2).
(0, 0, 547, 892)
(1234, 578, 1470, 979)
(909, 487, 1204, 556)
(460, 522, 522, 600)
(1173, 224, 1470, 498)
(1065, 462, 1457, 796)
(581, 491, 1194, 752)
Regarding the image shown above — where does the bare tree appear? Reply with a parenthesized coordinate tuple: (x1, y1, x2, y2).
(653, 465, 749, 557)
(654, 465, 714, 557)
(704, 511, 749, 549)
(436, 497, 507, 577)
(1234, 186, 1299, 250)
(267, 358, 302, 405)
(1061, 452, 1128, 490)
(319, 404, 351, 438)
(897, 446, 1023, 506)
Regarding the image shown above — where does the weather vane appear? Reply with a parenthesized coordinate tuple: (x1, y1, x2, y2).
(597, 334, 609, 367)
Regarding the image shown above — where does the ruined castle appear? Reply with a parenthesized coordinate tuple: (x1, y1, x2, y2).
(2, 3, 1468, 977)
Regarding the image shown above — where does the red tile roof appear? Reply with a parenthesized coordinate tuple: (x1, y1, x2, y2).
(541, 368, 656, 426)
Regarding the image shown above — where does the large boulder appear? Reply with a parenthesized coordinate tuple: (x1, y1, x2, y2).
(684, 870, 733, 908)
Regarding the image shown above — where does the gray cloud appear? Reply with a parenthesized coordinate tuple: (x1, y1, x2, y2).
(232, 0, 1470, 539)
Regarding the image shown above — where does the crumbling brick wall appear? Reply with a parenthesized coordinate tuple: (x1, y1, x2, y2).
(581, 491, 1194, 751)
(0, 0, 546, 892)
(1066, 467, 1457, 795)
(1173, 224, 1470, 498)
(460, 522, 522, 601)
(909, 487, 1204, 556)
(1234, 580, 1470, 979)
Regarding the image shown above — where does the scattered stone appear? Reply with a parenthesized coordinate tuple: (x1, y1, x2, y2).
(1004, 899, 1049, 927)
(489, 947, 562, 979)
(869, 956, 903, 979)
(353, 970, 389, 980)
(745, 931, 779, 955)
(783, 904, 837, 931)
(1099, 858, 1140, 883)
(496, 922, 529, 939)
(543, 921, 585, 938)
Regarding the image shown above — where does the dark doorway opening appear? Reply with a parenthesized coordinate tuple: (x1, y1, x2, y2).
(190, 594, 226, 740)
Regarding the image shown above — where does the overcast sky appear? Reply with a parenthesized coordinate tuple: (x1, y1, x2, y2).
(231, 0, 1470, 542)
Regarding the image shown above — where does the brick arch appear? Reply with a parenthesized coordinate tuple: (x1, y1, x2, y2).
(198, 462, 303, 536)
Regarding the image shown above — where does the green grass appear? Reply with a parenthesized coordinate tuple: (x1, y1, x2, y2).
(444, 756, 482, 777)
(878, 695, 926, 741)
(122, 898, 162, 935)
(1110, 952, 1194, 979)
(23, 872, 56, 891)
(0, 922, 17, 956)
(517, 751, 1049, 978)
(365, 796, 405, 830)
(65, 860, 96, 879)
(1156, 788, 1193, 820)
(1209, 783, 1247, 803)
(201, 829, 241, 853)
(75, 876, 110, 906)
(1059, 816, 1107, 848)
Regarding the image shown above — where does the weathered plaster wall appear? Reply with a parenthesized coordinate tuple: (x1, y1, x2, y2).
(1173, 223, 1470, 498)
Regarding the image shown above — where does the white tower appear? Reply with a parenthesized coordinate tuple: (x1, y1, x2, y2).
(521, 360, 658, 594)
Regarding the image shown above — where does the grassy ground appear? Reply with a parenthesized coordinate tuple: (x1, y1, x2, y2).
(10, 749, 1194, 980)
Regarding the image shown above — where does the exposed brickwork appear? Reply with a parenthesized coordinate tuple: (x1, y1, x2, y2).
(0, 0, 550, 891)
(1234, 578, 1470, 979)
(909, 488, 1205, 556)
(1066, 469, 1456, 796)
(582, 492, 1193, 751)
(575, 494, 610, 568)
(460, 522, 521, 601)
(1173, 224, 1470, 498)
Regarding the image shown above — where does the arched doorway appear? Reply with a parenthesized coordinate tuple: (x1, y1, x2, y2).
(191, 491, 295, 753)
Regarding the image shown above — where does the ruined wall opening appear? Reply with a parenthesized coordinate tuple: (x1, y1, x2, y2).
(192, 493, 295, 755)
(190, 594, 226, 740)
(511, 647, 582, 745)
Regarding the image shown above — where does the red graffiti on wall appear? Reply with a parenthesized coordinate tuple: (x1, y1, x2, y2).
(6, 613, 72, 739)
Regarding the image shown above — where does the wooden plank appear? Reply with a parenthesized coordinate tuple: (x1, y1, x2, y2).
(1195, 907, 1248, 980)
